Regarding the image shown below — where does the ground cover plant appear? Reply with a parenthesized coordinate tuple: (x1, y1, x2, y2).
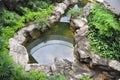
(87, 3, 120, 61)
(0, 0, 68, 79)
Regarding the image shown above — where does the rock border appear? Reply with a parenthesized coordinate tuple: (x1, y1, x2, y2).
(9, 0, 120, 79)
(9, 0, 93, 80)
(70, 18, 120, 79)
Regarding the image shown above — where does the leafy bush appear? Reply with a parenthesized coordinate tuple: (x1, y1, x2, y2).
(67, 8, 83, 18)
(87, 3, 120, 61)
(27, 0, 50, 11)
(88, 3, 120, 37)
(48, 74, 67, 80)
(0, 53, 15, 80)
(0, 37, 3, 50)
(0, 9, 20, 26)
(80, 76, 92, 80)
(0, 4, 58, 80)
(0, 1, 66, 79)
(36, 5, 54, 32)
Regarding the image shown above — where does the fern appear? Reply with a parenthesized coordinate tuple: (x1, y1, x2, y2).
(1, 9, 20, 27)
(87, 3, 120, 61)
(80, 76, 92, 80)
(67, 8, 83, 18)
(89, 3, 120, 37)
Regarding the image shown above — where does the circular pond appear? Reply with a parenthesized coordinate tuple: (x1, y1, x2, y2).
(27, 35, 74, 65)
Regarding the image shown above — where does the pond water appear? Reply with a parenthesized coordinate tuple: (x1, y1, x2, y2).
(26, 23, 74, 64)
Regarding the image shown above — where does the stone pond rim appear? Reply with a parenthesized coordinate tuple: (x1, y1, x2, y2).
(9, 0, 120, 79)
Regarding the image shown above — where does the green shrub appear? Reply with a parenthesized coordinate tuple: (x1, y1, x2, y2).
(80, 76, 92, 80)
(87, 3, 120, 61)
(88, 3, 120, 37)
(0, 26, 3, 34)
(0, 9, 20, 26)
(0, 53, 15, 80)
(67, 8, 83, 18)
(36, 5, 54, 32)
(48, 74, 67, 80)
(0, 4, 55, 80)
(27, 0, 50, 11)
(0, 37, 3, 50)
(26, 71, 48, 80)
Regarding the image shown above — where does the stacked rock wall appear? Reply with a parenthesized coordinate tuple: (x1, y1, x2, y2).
(70, 16, 120, 80)
(9, 0, 120, 80)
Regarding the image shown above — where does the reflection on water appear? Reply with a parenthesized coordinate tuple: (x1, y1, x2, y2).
(26, 22, 74, 64)
(30, 40, 74, 64)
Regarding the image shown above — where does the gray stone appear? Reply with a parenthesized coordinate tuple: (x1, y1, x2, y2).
(60, 16, 70, 23)
(29, 28, 40, 39)
(25, 64, 52, 75)
(24, 23, 41, 39)
(8, 0, 120, 79)
(70, 18, 87, 30)
(64, 0, 80, 6)
(48, 15, 59, 25)
(109, 60, 120, 71)
(9, 38, 29, 66)
(83, 3, 93, 17)
(89, 52, 109, 68)
(13, 34, 26, 45)
(78, 49, 90, 59)
(58, 3, 67, 10)
(53, 6, 65, 15)
(77, 38, 90, 50)
(53, 58, 93, 80)
(49, 3, 68, 25)
(49, 0, 82, 26)
(75, 25, 89, 37)
(104, 0, 120, 15)
(96, 0, 104, 3)
(73, 4, 79, 11)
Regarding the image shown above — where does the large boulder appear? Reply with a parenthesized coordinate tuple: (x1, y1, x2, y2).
(71, 17, 120, 79)
(9, 38, 29, 66)
(103, 0, 120, 15)
(83, 3, 93, 17)
(64, 0, 81, 6)
(48, 0, 82, 26)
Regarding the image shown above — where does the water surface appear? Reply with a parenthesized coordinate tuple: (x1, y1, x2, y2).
(30, 39, 74, 64)
(26, 23, 74, 64)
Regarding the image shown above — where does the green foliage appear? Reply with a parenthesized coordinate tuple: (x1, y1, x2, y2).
(87, 3, 120, 61)
(0, 53, 15, 80)
(45, 22, 74, 38)
(0, 1, 67, 80)
(16, 6, 31, 15)
(67, 8, 83, 18)
(0, 3, 63, 80)
(0, 9, 20, 26)
(80, 76, 92, 80)
(48, 74, 67, 80)
(36, 5, 54, 32)
(26, 71, 48, 80)
(0, 26, 4, 34)
(37, 18, 49, 32)
(0, 37, 3, 50)
(88, 3, 120, 37)
(27, 0, 51, 11)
